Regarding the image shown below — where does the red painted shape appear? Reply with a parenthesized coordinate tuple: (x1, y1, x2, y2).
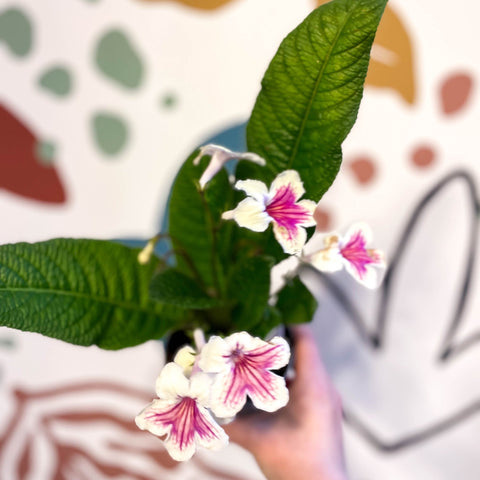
(0, 104, 66, 203)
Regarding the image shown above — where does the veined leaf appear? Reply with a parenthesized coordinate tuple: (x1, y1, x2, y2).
(0, 239, 184, 349)
(227, 256, 273, 332)
(168, 152, 233, 291)
(245, 0, 388, 200)
(150, 268, 222, 309)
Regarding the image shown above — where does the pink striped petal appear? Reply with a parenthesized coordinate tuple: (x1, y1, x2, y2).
(200, 333, 290, 417)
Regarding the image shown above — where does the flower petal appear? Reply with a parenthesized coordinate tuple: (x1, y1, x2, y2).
(269, 170, 305, 201)
(296, 199, 317, 227)
(273, 222, 307, 255)
(343, 254, 386, 289)
(235, 179, 268, 202)
(155, 362, 190, 399)
(222, 197, 271, 232)
(137, 396, 227, 461)
(205, 333, 291, 417)
(198, 335, 230, 373)
(308, 245, 344, 272)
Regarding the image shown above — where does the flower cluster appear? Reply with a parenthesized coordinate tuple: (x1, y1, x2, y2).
(136, 146, 386, 461)
(136, 331, 290, 461)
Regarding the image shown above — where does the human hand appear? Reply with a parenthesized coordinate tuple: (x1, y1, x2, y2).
(224, 325, 347, 480)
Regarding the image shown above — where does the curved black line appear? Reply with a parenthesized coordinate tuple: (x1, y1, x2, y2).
(343, 400, 480, 453)
(377, 170, 480, 359)
(311, 169, 480, 452)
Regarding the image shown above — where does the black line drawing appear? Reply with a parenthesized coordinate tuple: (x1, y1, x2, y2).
(311, 169, 480, 452)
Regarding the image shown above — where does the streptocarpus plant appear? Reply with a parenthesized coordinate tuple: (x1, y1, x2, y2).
(0, 0, 388, 461)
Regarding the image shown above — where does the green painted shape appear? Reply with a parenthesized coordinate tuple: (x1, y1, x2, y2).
(95, 29, 144, 89)
(161, 92, 178, 109)
(38, 66, 72, 97)
(0, 7, 33, 57)
(36, 140, 56, 165)
(92, 112, 129, 156)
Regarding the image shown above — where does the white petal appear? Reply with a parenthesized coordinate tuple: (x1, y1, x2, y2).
(249, 373, 289, 412)
(194, 405, 229, 452)
(267, 336, 291, 370)
(273, 222, 307, 255)
(269, 170, 305, 201)
(198, 336, 230, 373)
(343, 222, 373, 246)
(344, 260, 386, 289)
(192, 144, 230, 166)
(308, 247, 344, 272)
(236, 152, 266, 165)
(224, 331, 257, 350)
(135, 398, 176, 437)
(164, 435, 196, 462)
(189, 371, 214, 405)
(297, 199, 317, 227)
(234, 179, 268, 201)
(222, 197, 271, 232)
(155, 362, 189, 399)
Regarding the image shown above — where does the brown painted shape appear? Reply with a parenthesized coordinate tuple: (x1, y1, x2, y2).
(411, 144, 436, 168)
(0, 382, 251, 480)
(440, 72, 474, 115)
(348, 156, 377, 184)
(0, 104, 66, 203)
(137, 0, 236, 9)
(316, 2, 416, 104)
(314, 205, 332, 232)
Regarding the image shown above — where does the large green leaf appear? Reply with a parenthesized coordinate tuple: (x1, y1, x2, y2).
(276, 277, 318, 325)
(227, 256, 273, 332)
(245, 0, 387, 200)
(168, 152, 233, 292)
(150, 268, 222, 309)
(0, 239, 184, 349)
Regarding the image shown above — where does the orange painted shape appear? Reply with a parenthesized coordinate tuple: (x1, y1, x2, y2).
(315, 2, 416, 104)
(0, 104, 66, 203)
(137, 0, 235, 9)
(440, 72, 474, 115)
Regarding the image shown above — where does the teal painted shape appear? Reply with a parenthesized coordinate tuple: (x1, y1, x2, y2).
(36, 140, 56, 165)
(38, 66, 72, 97)
(0, 7, 33, 57)
(95, 29, 144, 89)
(92, 112, 129, 156)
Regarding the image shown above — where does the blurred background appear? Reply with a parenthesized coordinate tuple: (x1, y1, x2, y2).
(0, 0, 479, 478)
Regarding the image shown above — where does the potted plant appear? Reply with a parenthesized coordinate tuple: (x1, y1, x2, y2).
(0, 0, 387, 461)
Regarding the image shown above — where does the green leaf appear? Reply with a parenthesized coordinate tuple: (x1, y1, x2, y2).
(168, 152, 233, 291)
(0, 239, 184, 349)
(150, 268, 222, 309)
(227, 256, 273, 332)
(276, 277, 318, 325)
(244, 0, 387, 200)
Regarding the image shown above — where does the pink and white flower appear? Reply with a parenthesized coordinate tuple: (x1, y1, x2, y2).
(192, 144, 266, 189)
(303, 222, 385, 288)
(222, 170, 317, 254)
(135, 363, 228, 461)
(198, 332, 290, 418)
